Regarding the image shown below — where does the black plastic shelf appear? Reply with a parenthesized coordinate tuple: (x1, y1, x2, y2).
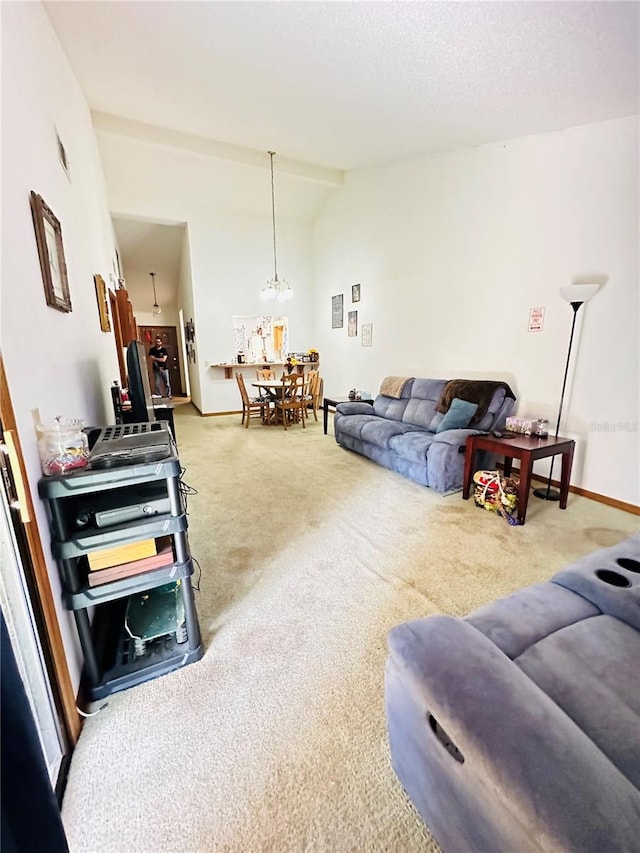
(52, 513, 188, 560)
(38, 456, 182, 499)
(39, 431, 202, 701)
(84, 597, 203, 702)
(63, 557, 194, 610)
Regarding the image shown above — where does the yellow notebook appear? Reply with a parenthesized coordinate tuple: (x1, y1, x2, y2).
(88, 538, 157, 571)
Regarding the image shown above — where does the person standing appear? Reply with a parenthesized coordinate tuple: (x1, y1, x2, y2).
(149, 336, 172, 398)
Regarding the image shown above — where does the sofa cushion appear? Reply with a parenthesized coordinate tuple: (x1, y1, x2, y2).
(388, 431, 437, 465)
(373, 379, 415, 422)
(466, 582, 600, 660)
(516, 614, 640, 790)
(360, 418, 419, 450)
(474, 387, 507, 431)
(436, 398, 478, 433)
(401, 379, 446, 429)
(333, 412, 379, 441)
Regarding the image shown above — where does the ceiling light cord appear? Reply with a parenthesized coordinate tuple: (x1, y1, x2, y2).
(260, 151, 293, 301)
(269, 151, 279, 282)
(150, 271, 162, 316)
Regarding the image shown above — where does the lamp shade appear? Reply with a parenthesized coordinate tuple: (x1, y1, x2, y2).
(560, 283, 600, 304)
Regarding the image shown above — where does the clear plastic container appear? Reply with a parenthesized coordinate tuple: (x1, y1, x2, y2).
(36, 418, 89, 476)
(534, 418, 549, 437)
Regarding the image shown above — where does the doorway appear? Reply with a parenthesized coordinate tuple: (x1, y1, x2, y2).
(138, 325, 184, 397)
(0, 390, 77, 794)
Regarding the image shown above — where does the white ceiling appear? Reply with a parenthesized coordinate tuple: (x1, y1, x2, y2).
(45, 1, 639, 172)
(112, 218, 185, 307)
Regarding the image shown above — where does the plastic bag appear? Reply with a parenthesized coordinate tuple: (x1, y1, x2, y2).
(473, 470, 520, 525)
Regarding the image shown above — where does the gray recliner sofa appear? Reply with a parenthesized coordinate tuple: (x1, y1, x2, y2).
(333, 378, 515, 493)
(385, 535, 640, 852)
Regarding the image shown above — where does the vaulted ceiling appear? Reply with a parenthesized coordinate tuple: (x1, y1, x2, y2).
(45, 1, 638, 172)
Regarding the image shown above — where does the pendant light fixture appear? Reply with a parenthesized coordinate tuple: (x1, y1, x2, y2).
(150, 272, 162, 316)
(260, 151, 293, 302)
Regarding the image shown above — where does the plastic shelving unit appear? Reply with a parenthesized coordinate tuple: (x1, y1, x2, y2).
(38, 428, 203, 702)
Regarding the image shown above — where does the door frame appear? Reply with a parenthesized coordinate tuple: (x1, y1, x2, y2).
(138, 325, 184, 397)
(0, 359, 81, 749)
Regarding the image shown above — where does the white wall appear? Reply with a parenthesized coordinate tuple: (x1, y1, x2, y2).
(178, 227, 198, 407)
(1, 3, 121, 687)
(313, 118, 639, 505)
(96, 133, 319, 414)
(124, 265, 180, 331)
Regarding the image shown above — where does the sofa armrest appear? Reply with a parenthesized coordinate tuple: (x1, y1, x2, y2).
(386, 615, 640, 852)
(335, 402, 376, 415)
(429, 427, 485, 447)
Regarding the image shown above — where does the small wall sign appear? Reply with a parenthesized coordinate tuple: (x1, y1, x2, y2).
(528, 307, 545, 332)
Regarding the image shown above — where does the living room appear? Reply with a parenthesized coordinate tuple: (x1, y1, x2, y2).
(1, 2, 638, 851)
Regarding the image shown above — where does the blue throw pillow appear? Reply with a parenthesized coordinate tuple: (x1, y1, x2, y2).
(436, 397, 478, 433)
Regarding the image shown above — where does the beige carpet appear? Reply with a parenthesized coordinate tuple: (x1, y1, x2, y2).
(61, 406, 638, 852)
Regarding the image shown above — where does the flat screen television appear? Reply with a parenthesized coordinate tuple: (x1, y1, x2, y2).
(126, 340, 156, 423)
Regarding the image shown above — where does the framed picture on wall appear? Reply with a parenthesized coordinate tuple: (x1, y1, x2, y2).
(331, 294, 344, 329)
(348, 310, 358, 337)
(30, 191, 72, 313)
(362, 323, 372, 347)
(94, 274, 111, 332)
(352, 283, 361, 303)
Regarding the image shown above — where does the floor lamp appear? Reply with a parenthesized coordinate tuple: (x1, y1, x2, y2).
(533, 282, 600, 501)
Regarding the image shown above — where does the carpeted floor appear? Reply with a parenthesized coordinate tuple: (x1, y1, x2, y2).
(61, 406, 638, 852)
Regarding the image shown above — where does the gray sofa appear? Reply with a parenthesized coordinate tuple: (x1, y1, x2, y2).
(385, 535, 640, 852)
(333, 378, 515, 493)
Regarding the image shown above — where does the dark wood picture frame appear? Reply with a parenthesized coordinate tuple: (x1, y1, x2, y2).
(30, 191, 72, 313)
(348, 310, 358, 337)
(94, 274, 111, 332)
(331, 294, 344, 329)
(352, 283, 361, 303)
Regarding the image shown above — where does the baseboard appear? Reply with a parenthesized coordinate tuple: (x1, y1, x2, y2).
(201, 410, 241, 417)
(500, 465, 640, 516)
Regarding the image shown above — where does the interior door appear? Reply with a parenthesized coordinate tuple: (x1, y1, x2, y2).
(0, 422, 70, 790)
(138, 325, 184, 397)
(0, 359, 80, 766)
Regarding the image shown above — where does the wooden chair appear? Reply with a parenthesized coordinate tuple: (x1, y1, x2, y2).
(274, 374, 308, 430)
(235, 372, 270, 428)
(307, 372, 323, 421)
(256, 368, 276, 380)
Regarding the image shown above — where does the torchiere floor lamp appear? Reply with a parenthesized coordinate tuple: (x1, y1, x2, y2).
(534, 282, 601, 501)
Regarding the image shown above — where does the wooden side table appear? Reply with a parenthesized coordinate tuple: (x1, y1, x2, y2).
(462, 433, 575, 525)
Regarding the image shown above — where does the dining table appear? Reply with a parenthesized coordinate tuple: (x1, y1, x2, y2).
(251, 379, 293, 425)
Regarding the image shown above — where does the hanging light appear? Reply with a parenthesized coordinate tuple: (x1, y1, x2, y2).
(260, 151, 293, 302)
(150, 272, 162, 316)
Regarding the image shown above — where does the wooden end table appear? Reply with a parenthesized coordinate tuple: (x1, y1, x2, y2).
(462, 432, 575, 525)
(323, 396, 374, 434)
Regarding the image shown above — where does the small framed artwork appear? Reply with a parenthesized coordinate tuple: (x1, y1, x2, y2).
(331, 294, 344, 329)
(352, 283, 361, 303)
(94, 274, 111, 332)
(30, 191, 72, 313)
(348, 310, 358, 337)
(362, 323, 372, 347)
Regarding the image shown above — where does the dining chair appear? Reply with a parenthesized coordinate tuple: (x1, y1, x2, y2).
(256, 368, 276, 380)
(235, 372, 271, 428)
(274, 374, 307, 430)
(307, 372, 322, 421)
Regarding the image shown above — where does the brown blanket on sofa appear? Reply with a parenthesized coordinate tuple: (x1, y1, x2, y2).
(379, 376, 412, 399)
(435, 379, 515, 424)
